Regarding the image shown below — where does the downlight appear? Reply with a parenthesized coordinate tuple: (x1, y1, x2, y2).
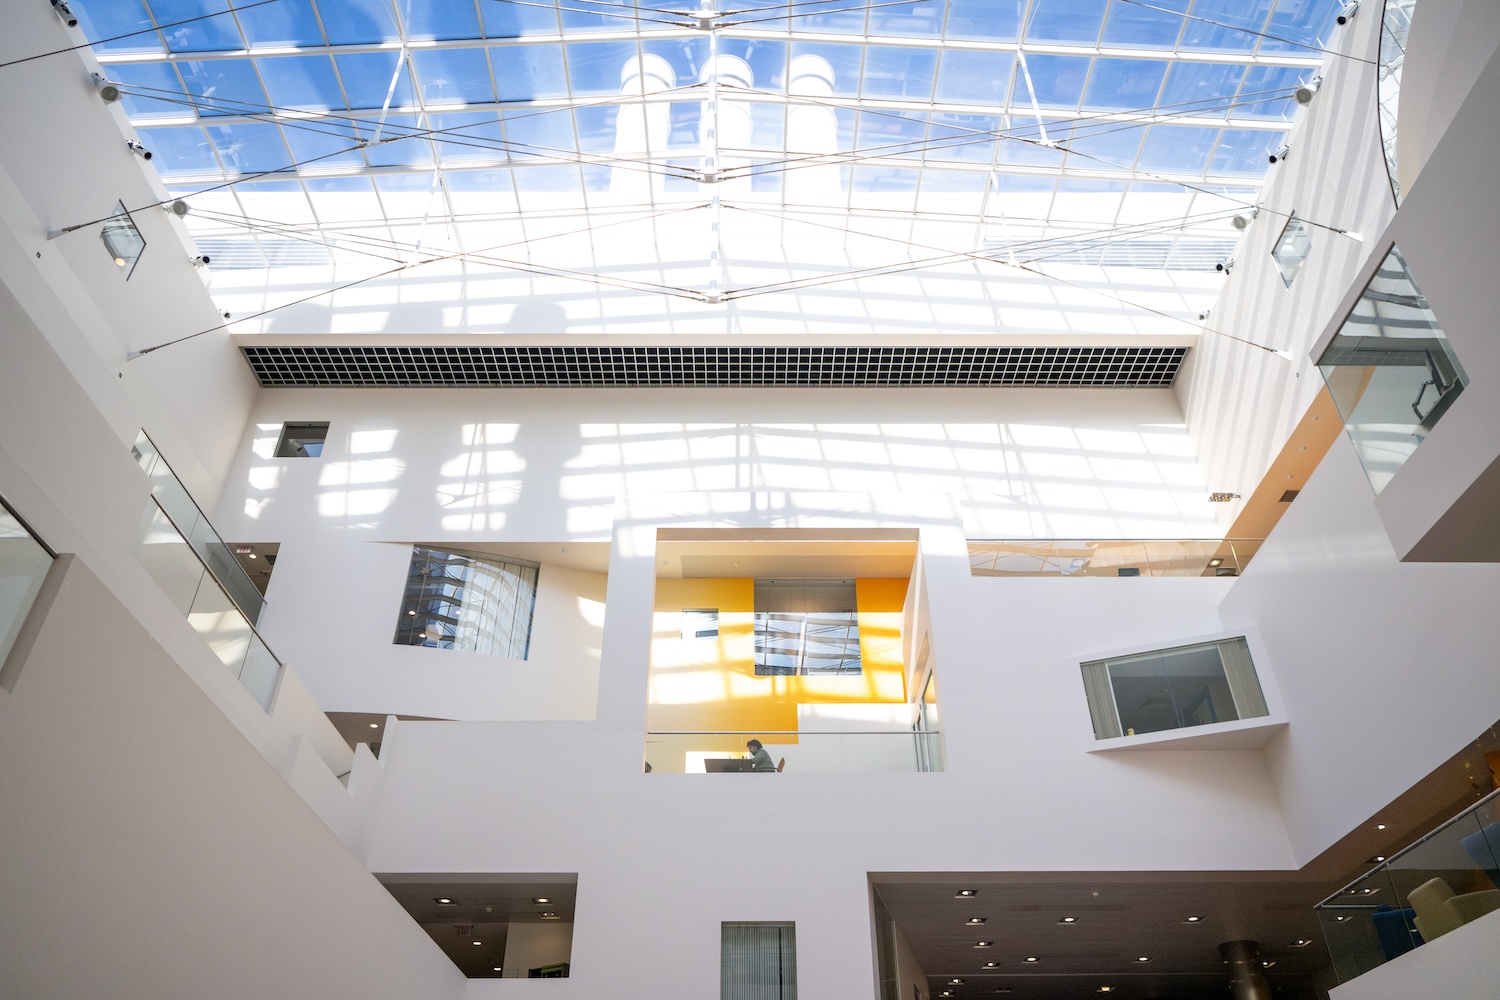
(1269, 143, 1291, 164)
(92, 73, 121, 104)
(1231, 207, 1260, 230)
(1295, 75, 1323, 105)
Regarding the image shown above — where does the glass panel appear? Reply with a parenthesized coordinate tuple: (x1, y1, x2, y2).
(1271, 216, 1313, 287)
(722, 922, 797, 1000)
(1318, 245, 1469, 494)
(394, 547, 539, 658)
(645, 732, 933, 774)
(918, 668, 945, 773)
(239, 634, 281, 711)
(100, 202, 146, 279)
(1379, 0, 1419, 204)
(0, 502, 54, 670)
(1083, 638, 1264, 739)
(753, 580, 860, 676)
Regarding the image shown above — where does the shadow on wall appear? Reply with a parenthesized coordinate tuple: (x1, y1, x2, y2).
(505, 301, 567, 334)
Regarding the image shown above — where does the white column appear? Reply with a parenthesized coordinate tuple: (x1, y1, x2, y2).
(610, 53, 676, 202)
(699, 54, 754, 198)
(785, 54, 841, 204)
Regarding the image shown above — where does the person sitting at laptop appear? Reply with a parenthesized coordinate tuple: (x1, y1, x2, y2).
(746, 739, 777, 773)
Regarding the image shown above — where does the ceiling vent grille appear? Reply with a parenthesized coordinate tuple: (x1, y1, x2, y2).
(1279, 489, 1300, 502)
(240, 345, 1189, 389)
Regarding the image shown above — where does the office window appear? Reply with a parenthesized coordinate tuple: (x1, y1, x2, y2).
(394, 547, 538, 659)
(753, 580, 860, 676)
(723, 922, 797, 1000)
(1081, 637, 1269, 740)
(1271, 216, 1312, 287)
(682, 608, 719, 640)
(1317, 244, 1469, 493)
(274, 421, 330, 458)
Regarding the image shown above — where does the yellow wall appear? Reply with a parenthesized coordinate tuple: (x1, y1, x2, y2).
(647, 578, 909, 755)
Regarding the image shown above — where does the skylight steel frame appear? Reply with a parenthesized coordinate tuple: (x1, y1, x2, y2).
(83, 0, 1341, 283)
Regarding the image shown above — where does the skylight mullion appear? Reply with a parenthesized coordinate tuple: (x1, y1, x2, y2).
(389, 3, 450, 257)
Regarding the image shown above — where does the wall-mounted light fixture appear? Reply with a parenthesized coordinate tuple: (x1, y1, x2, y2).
(92, 73, 121, 104)
(1231, 206, 1260, 230)
(126, 139, 152, 160)
(1295, 75, 1324, 105)
(1269, 143, 1291, 164)
(1337, 1, 1359, 24)
(51, 0, 77, 27)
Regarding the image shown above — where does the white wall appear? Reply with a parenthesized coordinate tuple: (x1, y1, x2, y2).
(0, 556, 465, 1000)
(500, 923, 574, 978)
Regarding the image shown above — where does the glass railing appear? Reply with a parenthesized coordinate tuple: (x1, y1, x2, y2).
(643, 730, 944, 774)
(1316, 789, 1500, 983)
(1378, 0, 1417, 205)
(131, 431, 264, 624)
(0, 495, 56, 670)
(131, 436, 281, 711)
(968, 539, 1263, 578)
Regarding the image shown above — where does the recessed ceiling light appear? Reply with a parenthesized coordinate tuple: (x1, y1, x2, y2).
(407, 610, 416, 616)
(435, 898, 455, 905)
(492, 967, 502, 972)
(1368, 856, 1387, 864)
(1262, 960, 1276, 969)
(967, 917, 988, 925)
(369, 722, 379, 728)
(974, 941, 993, 948)
(1208, 557, 1223, 567)
(1290, 939, 1311, 948)
(982, 962, 999, 969)
(1375, 823, 1387, 830)
(1136, 957, 1151, 963)
(1353, 887, 1377, 895)
(533, 897, 551, 904)
(1185, 915, 1203, 923)
(540, 912, 559, 919)
(418, 632, 427, 639)
(940, 993, 953, 998)
(956, 889, 978, 898)
(1098, 988, 1114, 993)
(1334, 915, 1350, 923)
(471, 941, 482, 946)
(950, 979, 965, 985)
(1024, 957, 1039, 964)
(1060, 916, 1078, 924)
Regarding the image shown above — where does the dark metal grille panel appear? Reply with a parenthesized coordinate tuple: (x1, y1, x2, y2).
(241, 346, 1187, 388)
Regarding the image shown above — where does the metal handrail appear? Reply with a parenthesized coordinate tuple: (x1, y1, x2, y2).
(1317, 785, 1500, 907)
(0, 491, 59, 559)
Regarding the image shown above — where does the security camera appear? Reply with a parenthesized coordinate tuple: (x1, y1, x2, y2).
(1231, 206, 1259, 230)
(92, 72, 121, 104)
(51, 0, 77, 27)
(1216, 257, 1235, 274)
(167, 199, 190, 217)
(1269, 143, 1291, 164)
(1295, 75, 1323, 105)
(126, 139, 153, 160)
(191, 255, 211, 267)
(1336, 1, 1358, 24)
(1198, 308, 1212, 321)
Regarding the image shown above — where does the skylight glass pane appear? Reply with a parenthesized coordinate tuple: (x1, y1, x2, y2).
(719, 39, 787, 94)
(304, 175, 383, 223)
(237, 0, 325, 46)
(147, 0, 244, 52)
(402, 0, 483, 40)
(492, 45, 569, 101)
(854, 112, 927, 160)
(566, 41, 639, 96)
(1025, 0, 1107, 44)
(430, 112, 506, 162)
(790, 42, 863, 98)
(1236, 66, 1304, 120)
(313, 0, 399, 45)
(1065, 125, 1145, 172)
(935, 51, 1014, 105)
(445, 168, 520, 215)
(928, 114, 998, 162)
(374, 174, 442, 221)
(1081, 59, 1169, 112)
(281, 120, 368, 171)
(207, 122, 293, 173)
(748, 103, 783, 150)
(945, 0, 1020, 40)
(178, 59, 270, 115)
(480, 0, 560, 37)
(1051, 178, 1125, 224)
(796, 3, 867, 34)
(334, 52, 415, 110)
(411, 48, 498, 106)
(505, 109, 579, 156)
(1210, 129, 1284, 174)
(75, 0, 162, 54)
(668, 103, 701, 149)
(257, 55, 345, 111)
(1158, 62, 1246, 116)
(1136, 125, 1220, 174)
(1100, 0, 1187, 47)
(1020, 54, 1090, 108)
(861, 47, 937, 100)
(850, 166, 920, 210)
(1260, 0, 1340, 55)
(136, 125, 220, 175)
(870, 0, 943, 36)
(237, 179, 315, 224)
(574, 105, 620, 154)
(363, 115, 433, 166)
(988, 173, 1057, 220)
(513, 164, 584, 192)
(997, 120, 1068, 167)
(1179, 0, 1274, 53)
(111, 63, 190, 119)
(915, 169, 986, 215)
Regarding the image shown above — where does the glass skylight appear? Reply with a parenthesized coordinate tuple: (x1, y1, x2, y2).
(78, 0, 1341, 294)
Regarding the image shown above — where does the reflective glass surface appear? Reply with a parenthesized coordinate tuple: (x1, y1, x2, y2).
(395, 547, 538, 658)
(76, 0, 1341, 277)
(1271, 215, 1311, 287)
(1379, 0, 1418, 204)
(0, 500, 53, 673)
(1081, 637, 1268, 739)
(1318, 245, 1469, 494)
